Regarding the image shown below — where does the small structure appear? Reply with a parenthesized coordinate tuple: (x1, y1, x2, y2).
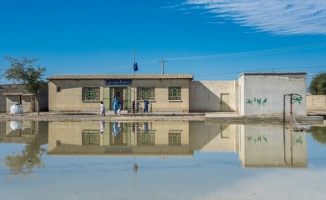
(3, 93, 35, 114)
(238, 72, 306, 116)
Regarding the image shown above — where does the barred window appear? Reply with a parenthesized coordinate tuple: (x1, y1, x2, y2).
(168, 87, 181, 100)
(82, 87, 100, 101)
(137, 131, 155, 146)
(82, 130, 100, 145)
(137, 87, 155, 100)
(169, 131, 182, 146)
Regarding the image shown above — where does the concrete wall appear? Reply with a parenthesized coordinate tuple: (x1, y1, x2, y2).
(190, 81, 238, 112)
(49, 79, 190, 112)
(49, 80, 106, 112)
(307, 95, 326, 111)
(0, 84, 26, 112)
(238, 73, 306, 116)
(0, 84, 48, 113)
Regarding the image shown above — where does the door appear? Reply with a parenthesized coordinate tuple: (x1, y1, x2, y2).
(221, 94, 231, 112)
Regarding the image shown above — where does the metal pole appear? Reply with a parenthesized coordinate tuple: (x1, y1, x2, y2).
(283, 94, 286, 125)
(290, 93, 293, 129)
(133, 49, 136, 115)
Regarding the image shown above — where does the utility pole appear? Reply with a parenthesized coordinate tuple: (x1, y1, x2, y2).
(158, 59, 168, 74)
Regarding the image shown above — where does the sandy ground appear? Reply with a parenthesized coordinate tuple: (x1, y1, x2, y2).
(0, 112, 206, 122)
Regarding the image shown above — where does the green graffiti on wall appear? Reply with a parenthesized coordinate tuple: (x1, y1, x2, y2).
(292, 95, 303, 105)
(293, 135, 304, 145)
(246, 135, 268, 143)
(245, 97, 268, 106)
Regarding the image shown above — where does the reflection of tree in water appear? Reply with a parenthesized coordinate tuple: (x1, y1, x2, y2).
(5, 134, 46, 176)
(310, 126, 326, 144)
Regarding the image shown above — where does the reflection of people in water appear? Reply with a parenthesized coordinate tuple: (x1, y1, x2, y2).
(100, 121, 105, 133)
(144, 122, 149, 134)
(112, 122, 121, 136)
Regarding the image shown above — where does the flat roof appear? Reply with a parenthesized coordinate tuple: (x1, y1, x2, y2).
(48, 74, 194, 80)
(238, 72, 307, 78)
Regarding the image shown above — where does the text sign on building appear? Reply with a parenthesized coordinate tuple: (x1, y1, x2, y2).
(106, 79, 132, 86)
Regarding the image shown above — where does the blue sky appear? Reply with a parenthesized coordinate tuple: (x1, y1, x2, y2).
(0, 0, 325, 85)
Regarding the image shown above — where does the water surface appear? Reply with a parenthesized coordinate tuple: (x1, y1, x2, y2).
(1, 121, 326, 200)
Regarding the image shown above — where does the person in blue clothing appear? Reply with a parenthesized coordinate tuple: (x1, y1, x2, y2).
(112, 97, 119, 114)
(112, 122, 121, 136)
(143, 99, 149, 113)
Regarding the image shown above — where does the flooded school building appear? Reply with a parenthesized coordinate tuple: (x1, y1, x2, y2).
(47, 72, 307, 116)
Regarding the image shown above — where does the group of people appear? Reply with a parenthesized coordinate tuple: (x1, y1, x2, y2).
(100, 97, 150, 116)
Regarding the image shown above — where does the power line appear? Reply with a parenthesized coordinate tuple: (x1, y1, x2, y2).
(44, 42, 326, 75)
(196, 66, 326, 77)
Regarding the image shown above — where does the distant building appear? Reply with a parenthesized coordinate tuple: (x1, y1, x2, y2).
(1, 84, 48, 113)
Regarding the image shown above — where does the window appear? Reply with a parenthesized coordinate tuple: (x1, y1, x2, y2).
(137, 130, 155, 145)
(137, 87, 155, 100)
(169, 130, 182, 145)
(82, 130, 100, 145)
(56, 87, 61, 92)
(82, 87, 100, 101)
(168, 87, 181, 100)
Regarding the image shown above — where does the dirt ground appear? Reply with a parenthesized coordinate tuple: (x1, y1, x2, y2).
(0, 112, 206, 122)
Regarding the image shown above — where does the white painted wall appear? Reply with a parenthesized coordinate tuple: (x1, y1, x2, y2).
(238, 73, 306, 116)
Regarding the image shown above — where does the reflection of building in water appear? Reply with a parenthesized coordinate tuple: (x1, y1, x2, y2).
(190, 122, 239, 152)
(47, 121, 190, 156)
(46, 121, 307, 168)
(239, 124, 307, 168)
(0, 121, 48, 144)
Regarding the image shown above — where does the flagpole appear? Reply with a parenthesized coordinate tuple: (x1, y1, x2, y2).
(133, 49, 136, 115)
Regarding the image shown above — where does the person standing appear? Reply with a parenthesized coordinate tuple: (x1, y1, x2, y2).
(132, 100, 135, 113)
(112, 97, 119, 114)
(143, 99, 149, 113)
(100, 101, 105, 116)
(136, 101, 140, 113)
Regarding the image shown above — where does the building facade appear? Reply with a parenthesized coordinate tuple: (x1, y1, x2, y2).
(238, 72, 307, 116)
(47, 72, 307, 116)
(48, 74, 193, 113)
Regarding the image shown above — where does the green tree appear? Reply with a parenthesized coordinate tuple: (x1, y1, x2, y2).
(309, 72, 326, 95)
(1, 57, 46, 114)
(310, 126, 326, 145)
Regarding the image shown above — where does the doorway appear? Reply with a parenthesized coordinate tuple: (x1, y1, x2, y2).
(221, 93, 231, 112)
(108, 87, 130, 111)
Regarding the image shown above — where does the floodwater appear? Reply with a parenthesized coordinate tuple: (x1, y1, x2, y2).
(1, 120, 326, 200)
